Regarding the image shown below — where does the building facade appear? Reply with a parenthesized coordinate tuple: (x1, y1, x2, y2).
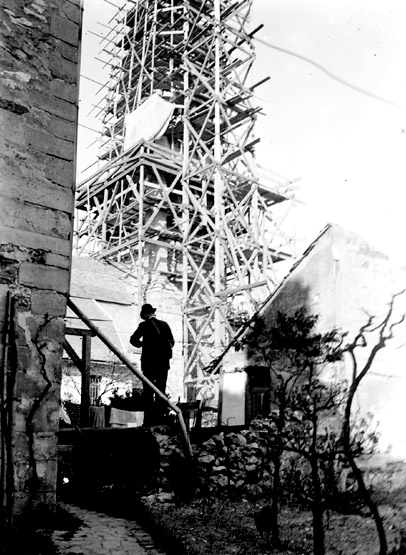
(221, 225, 406, 456)
(0, 0, 81, 521)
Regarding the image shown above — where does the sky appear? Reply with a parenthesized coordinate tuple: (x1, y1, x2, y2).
(77, 0, 406, 266)
(251, 0, 406, 264)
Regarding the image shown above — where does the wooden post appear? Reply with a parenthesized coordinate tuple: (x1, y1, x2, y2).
(80, 335, 91, 427)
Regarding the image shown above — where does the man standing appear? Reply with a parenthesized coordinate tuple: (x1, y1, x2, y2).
(130, 303, 174, 425)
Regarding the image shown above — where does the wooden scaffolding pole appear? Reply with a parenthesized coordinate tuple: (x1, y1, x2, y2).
(74, 0, 295, 393)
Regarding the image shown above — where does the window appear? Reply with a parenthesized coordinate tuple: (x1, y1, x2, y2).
(245, 366, 271, 423)
(90, 375, 102, 405)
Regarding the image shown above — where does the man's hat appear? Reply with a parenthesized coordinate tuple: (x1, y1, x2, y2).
(140, 303, 156, 318)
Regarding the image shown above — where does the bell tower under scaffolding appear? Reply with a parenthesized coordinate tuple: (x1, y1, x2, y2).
(75, 0, 295, 394)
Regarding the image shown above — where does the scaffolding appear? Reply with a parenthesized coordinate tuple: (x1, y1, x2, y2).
(75, 0, 295, 392)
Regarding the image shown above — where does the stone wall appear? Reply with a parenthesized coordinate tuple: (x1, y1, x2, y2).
(0, 0, 81, 521)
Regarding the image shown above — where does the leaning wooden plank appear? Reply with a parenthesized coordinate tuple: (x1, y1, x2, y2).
(67, 297, 193, 459)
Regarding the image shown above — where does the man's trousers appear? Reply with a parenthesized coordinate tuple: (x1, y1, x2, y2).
(142, 367, 168, 426)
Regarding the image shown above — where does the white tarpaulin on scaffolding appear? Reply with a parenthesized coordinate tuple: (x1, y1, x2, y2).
(123, 93, 176, 151)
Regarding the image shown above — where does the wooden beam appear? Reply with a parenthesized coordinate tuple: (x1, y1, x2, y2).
(215, 280, 268, 298)
(81, 334, 91, 428)
(63, 339, 83, 372)
(65, 327, 95, 337)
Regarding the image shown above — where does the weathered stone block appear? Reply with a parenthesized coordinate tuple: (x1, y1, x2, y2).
(49, 52, 77, 83)
(0, 155, 74, 212)
(13, 432, 30, 463)
(43, 154, 74, 188)
(0, 255, 17, 285)
(61, 0, 81, 24)
(33, 432, 58, 460)
(50, 79, 76, 104)
(48, 113, 76, 142)
(31, 89, 77, 122)
(60, 41, 78, 64)
(36, 459, 58, 491)
(0, 109, 26, 146)
(45, 253, 71, 270)
(24, 313, 65, 344)
(50, 14, 79, 47)
(16, 345, 32, 372)
(15, 371, 44, 401)
(0, 196, 71, 240)
(13, 410, 28, 433)
(33, 392, 61, 432)
(14, 461, 32, 488)
(25, 126, 74, 160)
(31, 290, 67, 317)
(14, 381, 61, 432)
(19, 263, 70, 293)
(42, 352, 64, 384)
(0, 225, 71, 257)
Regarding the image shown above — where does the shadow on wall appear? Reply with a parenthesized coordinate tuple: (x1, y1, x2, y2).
(220, 279, 313, 426)
(249, 278, 313, 348)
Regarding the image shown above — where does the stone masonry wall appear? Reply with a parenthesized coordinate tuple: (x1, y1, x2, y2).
(0, 0, 80, 520)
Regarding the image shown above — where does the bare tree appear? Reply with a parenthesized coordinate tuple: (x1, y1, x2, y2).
(240, 308, 344, 550)
(285, 378, 346, 555)
(341, 290, 405, 555)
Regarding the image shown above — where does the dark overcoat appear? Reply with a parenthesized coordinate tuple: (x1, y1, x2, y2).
(130, 317, 174, 372)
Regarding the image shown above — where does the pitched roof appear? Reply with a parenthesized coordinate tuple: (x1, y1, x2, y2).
(70, 256, 136, 305)
(207, 223, 390, 373)
(65, 257, 138, 363)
